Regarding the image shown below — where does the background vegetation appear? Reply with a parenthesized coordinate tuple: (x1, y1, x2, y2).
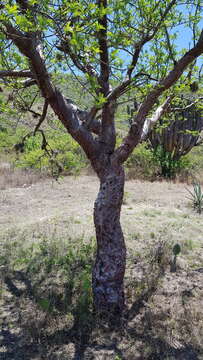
(1, 74, 203, 185)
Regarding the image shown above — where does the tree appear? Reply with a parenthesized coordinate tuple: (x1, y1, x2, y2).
(0, 0, 203, 316)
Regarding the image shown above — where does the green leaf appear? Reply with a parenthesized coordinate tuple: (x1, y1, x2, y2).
(95, 93, 107, 107)
(5, 4, 19, 16)
(64, 21, 73, 34)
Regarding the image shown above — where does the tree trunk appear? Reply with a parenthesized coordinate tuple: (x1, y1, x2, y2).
(92, 163, 126, 315)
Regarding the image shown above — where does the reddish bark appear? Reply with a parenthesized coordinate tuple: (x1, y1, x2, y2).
(92, 163, 126, 314)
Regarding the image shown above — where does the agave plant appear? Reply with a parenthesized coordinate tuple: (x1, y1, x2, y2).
(187, 182, 203, 214)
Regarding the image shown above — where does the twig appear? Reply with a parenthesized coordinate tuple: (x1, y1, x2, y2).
(34, 99, 49, 134)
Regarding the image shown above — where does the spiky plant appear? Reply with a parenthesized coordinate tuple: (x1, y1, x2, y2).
(187, 182, 203, 214)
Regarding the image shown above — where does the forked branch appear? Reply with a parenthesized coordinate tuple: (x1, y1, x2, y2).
(109, 0, 177, 100)
(2, 21, 99, 159)
(114, 29, 203, 163)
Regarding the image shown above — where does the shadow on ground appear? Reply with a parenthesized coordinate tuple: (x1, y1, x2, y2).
(1, 265, 202, 360)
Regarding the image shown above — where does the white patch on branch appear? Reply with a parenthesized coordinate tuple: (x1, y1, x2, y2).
(141, 96, 172, 141)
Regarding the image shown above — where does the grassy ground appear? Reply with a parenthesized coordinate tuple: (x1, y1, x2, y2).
(0, 175, 203, 359)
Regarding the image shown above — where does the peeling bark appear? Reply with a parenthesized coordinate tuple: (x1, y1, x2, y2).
(92, 164, 126, 315)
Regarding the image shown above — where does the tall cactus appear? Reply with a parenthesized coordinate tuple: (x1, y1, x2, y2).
(149, 101, 203, 178)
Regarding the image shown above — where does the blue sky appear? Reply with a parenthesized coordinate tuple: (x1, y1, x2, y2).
(174, 4, 203, 66)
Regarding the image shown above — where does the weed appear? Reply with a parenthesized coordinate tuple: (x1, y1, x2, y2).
(131, 232, 140, 240)
(183, 239, 195, 252)
(123, 191, 129, 205)
(143, 209, 161, 217)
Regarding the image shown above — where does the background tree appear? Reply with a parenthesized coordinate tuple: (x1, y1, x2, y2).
(0, 0, 203, 316)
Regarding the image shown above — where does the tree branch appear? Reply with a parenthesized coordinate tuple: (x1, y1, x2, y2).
(97, 0, 109, 95)
(141, 95, 203, 142)
(173, 97, 203, 112)
(107, 79, 131, 102)
(141, 96, 172, 141)
(163, 24, 177, 65)
(106, 0, 177, 103)
(50, 90, 100, 158)
(0, 70, 34, 78)
(93, 0, 116, 153)
(113, 29, 203, 163)
(34, 99, 49, 134)
(2, 21, 99, 160)
(107, 72, 158, 103)
(126, 0, 177, 79)
(21, 79, 37, 88)
(56, 42, 98, 79)
(2, 22, 55, 98)
(65, 98, 101, 135)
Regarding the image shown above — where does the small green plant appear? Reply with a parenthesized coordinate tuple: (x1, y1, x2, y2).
(123, 191, 129, 205)
(38, 298, 52, 312)
(171, 243, 181, 272)
(186, 182, 203, 214)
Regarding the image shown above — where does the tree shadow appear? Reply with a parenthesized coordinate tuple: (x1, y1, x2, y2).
(1, 266, 202, 360)
(1, 270, 95, 359)
(126, 326, 200, 360)
(123, 264, 202, 359)
(0, 328, 39, 360)
(124, 265, 165, 322)
(2, 269, 126, 359)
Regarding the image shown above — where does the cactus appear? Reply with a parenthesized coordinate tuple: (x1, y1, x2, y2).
(149, 101, 203, 178)
(171, 243, 181, 272)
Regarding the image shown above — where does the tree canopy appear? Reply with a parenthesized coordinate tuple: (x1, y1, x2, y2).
(0, 1, 202, 152)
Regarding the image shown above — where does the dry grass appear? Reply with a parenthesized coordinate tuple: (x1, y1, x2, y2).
(0, 161, 46, 190)
(0, 176, 203, 359)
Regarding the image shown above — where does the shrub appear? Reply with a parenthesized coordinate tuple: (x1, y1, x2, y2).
(125, 142, 157, 179)
(152, 145, 191, 179)
(14, 129, 87, 176)
(0, 127, 27, 151)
